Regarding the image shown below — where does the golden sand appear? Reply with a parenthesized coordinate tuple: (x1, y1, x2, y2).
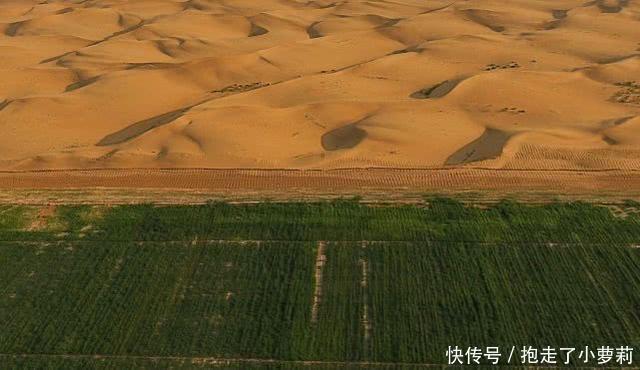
(1, 0, 639, 172)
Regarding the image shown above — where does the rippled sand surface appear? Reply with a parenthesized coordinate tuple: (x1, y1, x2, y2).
(1, 0, 639, 170)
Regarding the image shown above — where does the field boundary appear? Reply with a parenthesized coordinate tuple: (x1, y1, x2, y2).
(0, 168, 639, 198)
(0, 353, 633, 368)
(1, 353, 440, 367)
(2, 166, 640, 174)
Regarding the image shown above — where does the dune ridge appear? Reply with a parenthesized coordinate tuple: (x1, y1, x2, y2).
(0, 0, 639, 172)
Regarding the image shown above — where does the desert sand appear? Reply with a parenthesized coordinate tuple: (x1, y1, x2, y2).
(1, 0, 639, 174)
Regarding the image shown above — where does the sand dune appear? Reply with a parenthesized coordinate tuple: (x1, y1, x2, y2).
(1, 0, 639, 171)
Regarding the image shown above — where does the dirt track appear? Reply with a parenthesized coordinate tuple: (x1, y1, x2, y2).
(0, 168, 638, 204)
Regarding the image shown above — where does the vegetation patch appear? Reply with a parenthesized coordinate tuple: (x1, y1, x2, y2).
(1, 199, 639, 367)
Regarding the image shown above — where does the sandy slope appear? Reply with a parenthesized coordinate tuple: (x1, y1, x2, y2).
(1, 0, 639, 171)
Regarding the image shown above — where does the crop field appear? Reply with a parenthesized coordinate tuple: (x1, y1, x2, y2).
(1, 199, 640, 369)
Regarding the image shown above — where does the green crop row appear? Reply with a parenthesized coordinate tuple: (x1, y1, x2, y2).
(2, 241, 639, 365)
(1, 199, 639, 368)
(1, 198, 639, 244)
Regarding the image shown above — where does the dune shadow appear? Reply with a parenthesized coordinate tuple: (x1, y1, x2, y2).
(552, 9, 568, 19)
(602, 135, 618, 145)
(596, 53, 640, 65)
(55, 7, 74, 15)
(543, 19, 563, 30)
(460, 9, 505, 32)
(601, 116, 635, 128)
(249, 23, 268, 37)
(307, 22, 322, 39)
(183, 0, 207, 11)
(388, 45, 424, 55)
(381, 18, 402, 27)
(445, 128, 511, 165)
(4, 22, 23, 36)
(410, 79, 464, 99)
(65, 76, 100, 92)
(0, 100, 11, 112)
(321, 124, 367, 151)
(126, 63, 175, 70)
(592, 0, 628, 13)
(97, 107, 192, 146)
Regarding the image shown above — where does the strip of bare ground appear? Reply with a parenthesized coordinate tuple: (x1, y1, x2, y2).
(0, 353, 468, 368)
(0, 168, 639, 204)
(0, 352, 629, 369)
(311, 241, 327, 324)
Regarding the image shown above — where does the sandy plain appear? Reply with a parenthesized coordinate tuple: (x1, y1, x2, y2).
(1, 0, 639, 192)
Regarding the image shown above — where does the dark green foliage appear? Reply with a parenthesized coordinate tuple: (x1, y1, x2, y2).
(1, 199, 639, 368)
(1, 198, 636, 244)
(365, 242, 640, 363)
(624, 199, 640, 208)
(0, 199, 630, 243)
(0, 242, 314, 359)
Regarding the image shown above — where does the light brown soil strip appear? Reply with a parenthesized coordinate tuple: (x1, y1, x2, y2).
(311, 241, 327, 324)
(0, 169, 639, 197)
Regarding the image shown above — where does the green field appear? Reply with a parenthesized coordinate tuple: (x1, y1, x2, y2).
(1, 199, 640, 369)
